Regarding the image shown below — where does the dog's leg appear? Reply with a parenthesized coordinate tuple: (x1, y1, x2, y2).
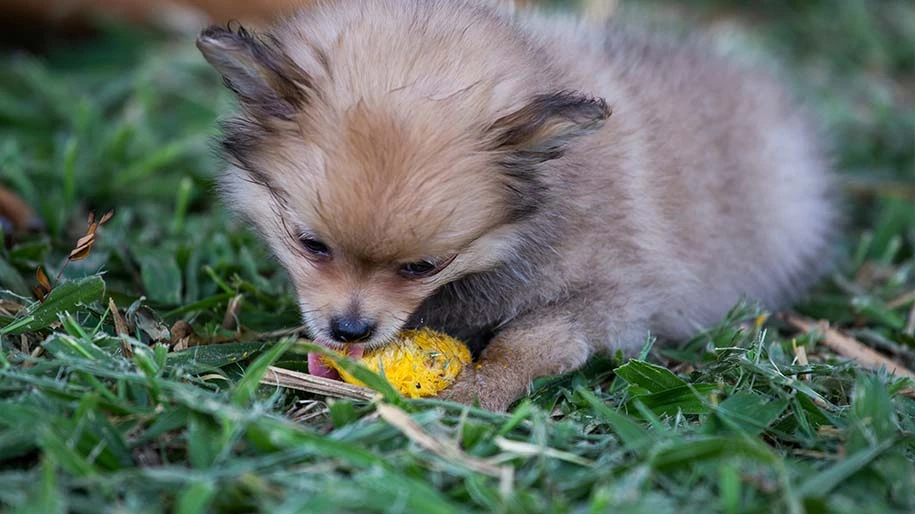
(441, 296, 646, 411)
(441, 312, 589, 411)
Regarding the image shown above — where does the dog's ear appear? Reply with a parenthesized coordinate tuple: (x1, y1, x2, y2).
(197, 24, 314, 120)
(487, 91, 610, 165)
(486, 91, 610, 220)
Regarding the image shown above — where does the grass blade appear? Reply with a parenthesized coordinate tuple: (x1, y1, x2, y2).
(1, 275, 104, 335)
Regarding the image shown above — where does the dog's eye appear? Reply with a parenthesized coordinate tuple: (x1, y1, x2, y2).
(399, 259, 440, 278)
(298, 236, 331, 258)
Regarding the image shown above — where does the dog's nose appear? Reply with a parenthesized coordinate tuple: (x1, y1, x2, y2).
(329, 316, 375, 343)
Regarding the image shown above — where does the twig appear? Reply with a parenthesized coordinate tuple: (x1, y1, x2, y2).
(375, 402, 505, 478)
(782, 312, 915, 380)
(286, 400, 328, 424)
(853, 329, 915, 364)
(262, 366, 377, 401)
(792, 340, 810, 381)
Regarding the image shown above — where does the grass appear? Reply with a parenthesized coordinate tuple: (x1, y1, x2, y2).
(1, 0, 914, 512)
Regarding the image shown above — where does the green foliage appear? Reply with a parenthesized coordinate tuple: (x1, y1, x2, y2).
(1, 2, 913, 513)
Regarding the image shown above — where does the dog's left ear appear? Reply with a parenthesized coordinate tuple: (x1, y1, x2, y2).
(486, 91, 611, 165)
(197, 24, 314, 120)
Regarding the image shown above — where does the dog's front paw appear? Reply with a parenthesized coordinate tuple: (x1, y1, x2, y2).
(438, 365, 481, 406)
(438, 364, 519, 412)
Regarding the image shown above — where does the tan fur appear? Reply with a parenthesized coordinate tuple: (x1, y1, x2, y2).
(199, 0, 835, 410)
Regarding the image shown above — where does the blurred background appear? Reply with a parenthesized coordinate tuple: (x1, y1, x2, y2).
(0, 0, 912, 332)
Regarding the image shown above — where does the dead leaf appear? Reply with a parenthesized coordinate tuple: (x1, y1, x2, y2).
(31, 286, 46, 303)
(783, 312, 915, 381)
(36, 267, 51, 291)
(0, 185, 40, 231)
(99, 209, 114, 225)
(67, 209, 114, 262)
(222, 294, 244, 331)
(109, 297, 133, 358)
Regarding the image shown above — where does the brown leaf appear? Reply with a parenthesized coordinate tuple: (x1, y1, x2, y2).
(0, 185, 38, 231)
(131, 306, 171, 342)
(31, 286, 46, 303)
(65, 209, 113, 262)
(108, 297, 129, 336)
(98, 210, 114, 225)
(75, 233, 95, 248)
(68, 245, 94, 261)
(109, 297, 133, 358)
(0, 299, 26, 316)
(168, 319, 195, 349)
(68, 233, 97, 261)
(35, 266, 51, 292)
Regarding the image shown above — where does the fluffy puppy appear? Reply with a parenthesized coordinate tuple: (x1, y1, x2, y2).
(197, 0, 835, 410)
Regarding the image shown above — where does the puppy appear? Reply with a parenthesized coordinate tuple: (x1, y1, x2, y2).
(197, 0, 835, 411)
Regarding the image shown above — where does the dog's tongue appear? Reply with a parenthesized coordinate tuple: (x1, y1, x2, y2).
(307, 353, 340, 380)
(308, 344, 364, 381)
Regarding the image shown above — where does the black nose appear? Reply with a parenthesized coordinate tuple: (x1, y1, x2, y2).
(329, 316, 376, 343)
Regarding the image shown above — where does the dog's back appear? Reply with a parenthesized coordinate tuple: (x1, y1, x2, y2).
(507, 10, 836, 340)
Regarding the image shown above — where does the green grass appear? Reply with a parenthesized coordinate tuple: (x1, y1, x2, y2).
(1, 1, 914, 512)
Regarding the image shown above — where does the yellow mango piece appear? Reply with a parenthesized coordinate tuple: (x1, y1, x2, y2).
(323, 328, 471, 398)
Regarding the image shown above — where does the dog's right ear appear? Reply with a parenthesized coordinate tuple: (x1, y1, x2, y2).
(197, 24, 314, 120)
(486, 91, 611, 166)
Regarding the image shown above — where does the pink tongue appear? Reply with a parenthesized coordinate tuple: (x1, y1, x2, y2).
(308, 353, 340, 380)
(308, 344, 365, 381)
